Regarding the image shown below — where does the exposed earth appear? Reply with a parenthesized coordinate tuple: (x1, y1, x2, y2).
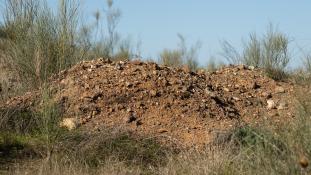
(1, 58, 298, 148)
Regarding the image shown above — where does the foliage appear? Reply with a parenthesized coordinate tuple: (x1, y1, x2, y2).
(0, 0, 82, 88)
(159, 34, 200, 71)
(221, 24, 290, 80)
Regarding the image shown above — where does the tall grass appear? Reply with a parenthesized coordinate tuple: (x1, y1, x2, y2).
(301, 53, 311, 79)
(159, 49, 183, 68)
(87, 0, 135, 61)
(0, 0, 136, 97)
(221, 24, 290, 80)
(1, 0, 83, 88)
(159, 34, 200, 71)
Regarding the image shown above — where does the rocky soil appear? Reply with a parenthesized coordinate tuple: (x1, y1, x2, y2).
(2, 58, 297, 148)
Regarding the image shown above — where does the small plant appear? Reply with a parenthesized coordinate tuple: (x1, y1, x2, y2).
(242, 33, 261, 67)
(221, 40, 241, 65)
(89, 0, 136, 61)
(159, 34, 200, 71)
(159, 49, 183, 67)
(303, 54, 311, 73)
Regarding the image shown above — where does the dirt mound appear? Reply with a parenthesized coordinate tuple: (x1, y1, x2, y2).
(2, 58, 296, 148)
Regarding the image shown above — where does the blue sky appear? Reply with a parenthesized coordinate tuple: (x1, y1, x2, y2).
(49, 1, 311, 67)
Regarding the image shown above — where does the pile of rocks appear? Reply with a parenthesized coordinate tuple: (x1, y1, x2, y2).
(2, 58, 295, 148)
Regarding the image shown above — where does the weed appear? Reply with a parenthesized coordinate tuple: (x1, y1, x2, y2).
(159, 34, 200, 71)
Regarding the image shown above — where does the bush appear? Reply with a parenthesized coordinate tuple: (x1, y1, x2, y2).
(0, 87, 65, 168)
(57, 131, 173, 169)
(0, 0, 137, 94)
(159, 49, 183, 67)
(0, 0, 83, 88)
(0, 108, 39, 134)
(87, 0, 137, 61)
(159, 34, 200, 71)
(242, 33, 261, 66)
(221, 24, 290, 80)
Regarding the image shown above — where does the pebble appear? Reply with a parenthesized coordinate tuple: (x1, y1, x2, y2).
(275, 86, 285, 93)
(238, 64, 246, 70)
(59, 118, 79, 130)
(267, 99, 276, 110)
(299, 156, 309, 168)
(232, 96, 241, 101)
(248, 66, 255, 70)
(223, 87, 230, 92)
(150, 90, 158, 97)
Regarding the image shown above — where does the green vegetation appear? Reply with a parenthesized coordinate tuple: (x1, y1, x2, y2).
(159, 34, 200, 71)
(221, 24, 290, 80)
(0, 0, 137, 96)
(1, 0, 82, 88)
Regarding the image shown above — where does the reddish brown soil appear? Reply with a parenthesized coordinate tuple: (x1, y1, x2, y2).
(2, 58, 297, 148)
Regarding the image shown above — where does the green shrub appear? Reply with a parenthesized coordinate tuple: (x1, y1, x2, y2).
(242, 33, 261, 67)
(0, 0, 136, 93)
(212, 91, 311, 174)
(1, 0, 83, 88)
(221, 24, 290, 80)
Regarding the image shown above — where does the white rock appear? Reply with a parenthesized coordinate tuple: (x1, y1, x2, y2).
(232, 97, 241, 101)
(59, 118, 79, 130)
(223, 87, 230, 92)
(267, 99, 276, 110)
(248, 66, 255, 70)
